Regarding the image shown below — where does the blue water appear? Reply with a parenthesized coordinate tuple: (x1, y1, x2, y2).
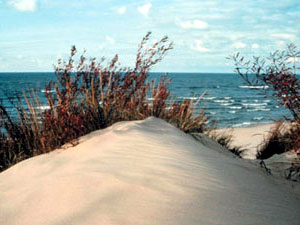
(0, 72, 291, 128)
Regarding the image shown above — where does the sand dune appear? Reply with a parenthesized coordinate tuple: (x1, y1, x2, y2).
(0, 117, 299, 225)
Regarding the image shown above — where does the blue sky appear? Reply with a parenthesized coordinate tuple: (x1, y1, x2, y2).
(0, 0, 299, 72)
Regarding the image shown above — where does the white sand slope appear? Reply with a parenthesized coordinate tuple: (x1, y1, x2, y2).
(0, 117, 299, 225)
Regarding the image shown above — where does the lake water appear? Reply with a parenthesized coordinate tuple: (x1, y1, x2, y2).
(0, 72, 291, 128)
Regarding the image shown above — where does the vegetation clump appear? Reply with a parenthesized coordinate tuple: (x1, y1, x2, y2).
(0, 33, 209, 172)
(232, 44, 300, 159)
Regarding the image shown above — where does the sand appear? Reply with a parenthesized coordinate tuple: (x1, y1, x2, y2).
(215, 123, 277, 159)
(0, 117, 299, 225)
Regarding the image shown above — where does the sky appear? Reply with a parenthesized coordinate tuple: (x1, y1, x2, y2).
(0, 0, 299, 72)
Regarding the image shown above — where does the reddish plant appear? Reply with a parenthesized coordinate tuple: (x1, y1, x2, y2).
(231, 43, 300, 155)
(0, 33, 209, 172)
(232, 43, 300, 123)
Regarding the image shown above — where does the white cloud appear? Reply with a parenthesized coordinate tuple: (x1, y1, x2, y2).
(138, 3, 152, 16)
(232, 41, 246, 49)
(286, 57, 299, 63)
(191, 40, 211, 52)
(271, 33, 296, 41)
(251, 43, 259, 49)
(180, 20, 208, 29)
(117, 6, 127, 15)
(8, 0, 36, 12)
(106, 36, 115, 45)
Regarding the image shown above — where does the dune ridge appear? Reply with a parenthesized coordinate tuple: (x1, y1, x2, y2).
(0, 117, 299, 225)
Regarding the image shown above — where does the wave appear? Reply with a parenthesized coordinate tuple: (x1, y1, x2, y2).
(221, 103, 232, 106)
(253, 117, 264, 121)
(263, 99, 271, 103)
(203, 96, 216, 100)
(239, 85, 269, 89)
(35, 105, 51, 110)
(242, 103, 268, 107)
(214, 99, 230, 103)
(232, 122, 253, 127)
(247, 108, 270, 112)
(229, 106, 242, 109)
(177, 97, 199, 100)
(41, 89, 55, 93)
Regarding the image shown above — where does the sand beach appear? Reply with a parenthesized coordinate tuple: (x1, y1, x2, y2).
(215, 123, 278, 159)
(0, 117, 299, 225)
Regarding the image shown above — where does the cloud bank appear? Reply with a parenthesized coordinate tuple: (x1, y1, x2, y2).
(8, 0, 36, 12)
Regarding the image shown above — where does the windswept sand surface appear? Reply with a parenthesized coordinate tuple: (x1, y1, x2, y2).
(0, 117, 299, 225)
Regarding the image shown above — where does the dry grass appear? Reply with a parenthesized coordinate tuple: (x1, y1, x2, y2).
(257, 120, 300, 160)
(0, 33, 209, 172)
(208, 130, 244, 157)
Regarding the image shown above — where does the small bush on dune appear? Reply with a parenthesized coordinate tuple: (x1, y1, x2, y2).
(257, 121, 300, 160)
(0, 33, 209, 172)
(232, 43, 300, 159)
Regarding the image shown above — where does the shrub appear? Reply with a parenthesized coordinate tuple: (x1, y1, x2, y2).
(0, 33, 209, 172)
(257, 121, 300, 160)
(231, 44, 300, 158)
(231, 43, 300, 122)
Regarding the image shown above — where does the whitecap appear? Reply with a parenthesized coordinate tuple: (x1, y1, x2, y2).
(229, 106, 242, 109)
(177, 97, 198, 100)
(233, 121, 252, 127)
(239, 85, 269, 89)
(203, 96, 216, 100)
(214, 99, 230, 103)
(242, 103, 268, 107)
(247, 108, 270, 112)
(35, 105, 51, 110)
(41, 89, 55, 93)
(253, 117, 264, 121)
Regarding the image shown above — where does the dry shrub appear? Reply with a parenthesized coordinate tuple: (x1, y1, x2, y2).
(0, 33, 209, 172)
(257, 121, 300, 160)
(232, 43, 300, 158)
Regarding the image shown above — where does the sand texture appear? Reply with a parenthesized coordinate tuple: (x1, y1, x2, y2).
(0, 117, 299, 225)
